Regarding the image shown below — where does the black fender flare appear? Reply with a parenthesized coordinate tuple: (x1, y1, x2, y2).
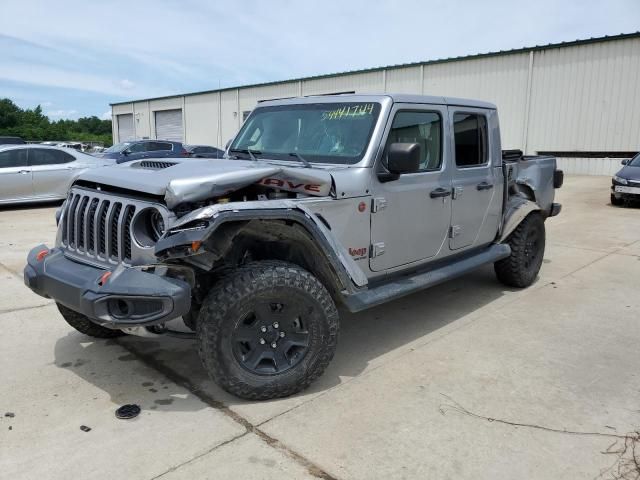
(155, 208, 368, 294)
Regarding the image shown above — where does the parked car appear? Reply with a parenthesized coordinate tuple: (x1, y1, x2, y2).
(611, 153, 640, 205)
(95, 140, 188, 163)
(184, 144, 225, 159)
(0, 136, 25, 146)
(24, 94, 562, 400)
(0, 145, 114, 205)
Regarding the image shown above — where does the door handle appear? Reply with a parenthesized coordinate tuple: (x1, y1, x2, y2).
(477, 182, 494, 191)
(430, 187, 451, 198)
(18, 170, 29, 174)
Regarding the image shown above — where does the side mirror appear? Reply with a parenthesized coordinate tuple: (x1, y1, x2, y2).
(225, 139, 232, 150)
(621, 159, 629, 165)
(387, 143, 421, 174)
(122, 150, 130, 156)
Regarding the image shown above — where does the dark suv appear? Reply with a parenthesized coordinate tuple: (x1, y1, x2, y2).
(0, 136, 26, 146)
(96, 140, 188, 164)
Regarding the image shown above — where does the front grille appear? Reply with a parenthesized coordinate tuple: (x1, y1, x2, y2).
(60, 188, 167, 266)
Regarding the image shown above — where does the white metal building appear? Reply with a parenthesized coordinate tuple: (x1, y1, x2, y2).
(111, 32, 640, 175)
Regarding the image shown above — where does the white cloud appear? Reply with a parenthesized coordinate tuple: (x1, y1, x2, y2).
(46, 109, 79, 119)
(100, 110, 112, 120)
(2, 0, 639, 117)
(41, 101, 53, 107)
(118, 79, 135, 90)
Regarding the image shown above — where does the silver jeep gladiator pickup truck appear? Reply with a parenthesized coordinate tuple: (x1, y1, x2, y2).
(25, 94, 563, 400)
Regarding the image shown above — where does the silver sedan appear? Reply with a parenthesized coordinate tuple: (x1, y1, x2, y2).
(0, 145, 115, 205)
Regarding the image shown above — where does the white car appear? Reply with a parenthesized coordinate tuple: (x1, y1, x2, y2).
(0, 145, 115, 205)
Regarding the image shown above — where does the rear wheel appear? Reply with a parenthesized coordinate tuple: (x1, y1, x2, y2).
(196, 261, 339, 400)
(495, 213, 545, 288)
(57, 303, 125, 338)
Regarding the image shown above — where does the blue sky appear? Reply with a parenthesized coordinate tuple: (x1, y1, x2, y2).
(1, 0, 639, 120)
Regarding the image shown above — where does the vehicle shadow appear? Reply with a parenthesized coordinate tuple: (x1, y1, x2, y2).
(54, 263, 521, 414)
(0, 200, 63, 212)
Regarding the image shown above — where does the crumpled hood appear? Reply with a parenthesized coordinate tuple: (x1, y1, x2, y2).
(76, 158, 334, 208)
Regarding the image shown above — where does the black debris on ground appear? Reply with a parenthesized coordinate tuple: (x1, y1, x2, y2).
(5, 412, 15, 418)
(115, 404, 141, 419)
(80, 425, 91, 432)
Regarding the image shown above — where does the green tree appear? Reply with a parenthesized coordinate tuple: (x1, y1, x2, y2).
(0, 98, 112, 146)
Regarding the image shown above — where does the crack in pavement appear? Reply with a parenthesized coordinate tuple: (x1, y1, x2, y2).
(0, 302, 54, 316)
(116, 340, 339, 480)
(149, 431, 251, 480)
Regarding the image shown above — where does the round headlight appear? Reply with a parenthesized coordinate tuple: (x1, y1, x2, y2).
(133, 208, 166, 247)
(149, 210, 165, 241)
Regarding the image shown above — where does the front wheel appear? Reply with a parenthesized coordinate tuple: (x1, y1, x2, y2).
(495, 213, 546, 288)
(196, 261, 339, 400)
(57, 303, 125, 338)
(610, 193, 624, 206)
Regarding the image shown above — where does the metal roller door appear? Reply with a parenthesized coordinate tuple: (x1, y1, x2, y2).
(117, 114, 134, 142)
(155, 109, 183, 142)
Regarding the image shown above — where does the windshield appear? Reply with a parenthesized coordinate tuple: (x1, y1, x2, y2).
(104, 142, 131, 153)
(229, 102, 381, 165)
(628, 152, 640, 166)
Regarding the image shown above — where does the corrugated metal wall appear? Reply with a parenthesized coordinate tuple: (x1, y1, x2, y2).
(112, 35, 640, 176)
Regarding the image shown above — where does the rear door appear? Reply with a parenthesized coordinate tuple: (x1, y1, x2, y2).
(0, 149, 32, 202)
(448, 109, 500, 250)
(30, 148, 77, 198)
(370, 104, 452, 271)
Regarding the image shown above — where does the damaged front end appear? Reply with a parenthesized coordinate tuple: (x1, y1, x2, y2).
(24, 158, 362, 332)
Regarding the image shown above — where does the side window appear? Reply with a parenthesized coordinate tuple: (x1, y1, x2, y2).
(0, 149, 28, 168)
(385, 111, 442, 171)
(147, 142, 173, 151)
(29, 149, 74, 166)
(127, 142, 147, 153)
(453, 113, 488, 167)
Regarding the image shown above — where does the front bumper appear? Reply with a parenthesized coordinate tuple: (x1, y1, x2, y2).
(611, 184, 640, 199)
(549, 202, 562, 217)
(24, 245, 191, 329)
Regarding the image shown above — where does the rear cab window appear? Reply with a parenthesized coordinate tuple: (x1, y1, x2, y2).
(453, 113, 488, 167)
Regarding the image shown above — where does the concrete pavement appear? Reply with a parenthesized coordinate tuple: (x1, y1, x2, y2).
(1, 176, 639, 479)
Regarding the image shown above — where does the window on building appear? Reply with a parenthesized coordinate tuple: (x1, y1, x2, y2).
(384, 111, 442, 171)
(453, 113, 488, 167)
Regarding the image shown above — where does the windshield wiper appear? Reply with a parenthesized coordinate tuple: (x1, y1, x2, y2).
(288, 152, 312, 168)
(229, 148, 261, 161)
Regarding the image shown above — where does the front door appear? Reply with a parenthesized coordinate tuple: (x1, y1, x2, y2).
(370, 105, 452, 272)
(449, 110, 497, 250)
(0, 149, 32, 202)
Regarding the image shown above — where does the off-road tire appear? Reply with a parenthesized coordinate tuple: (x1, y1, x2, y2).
(196, 261, 339, 400)
(610, 193, 624, 206)
(57, 303, 125, 338)
(494, 213, 546, 288)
